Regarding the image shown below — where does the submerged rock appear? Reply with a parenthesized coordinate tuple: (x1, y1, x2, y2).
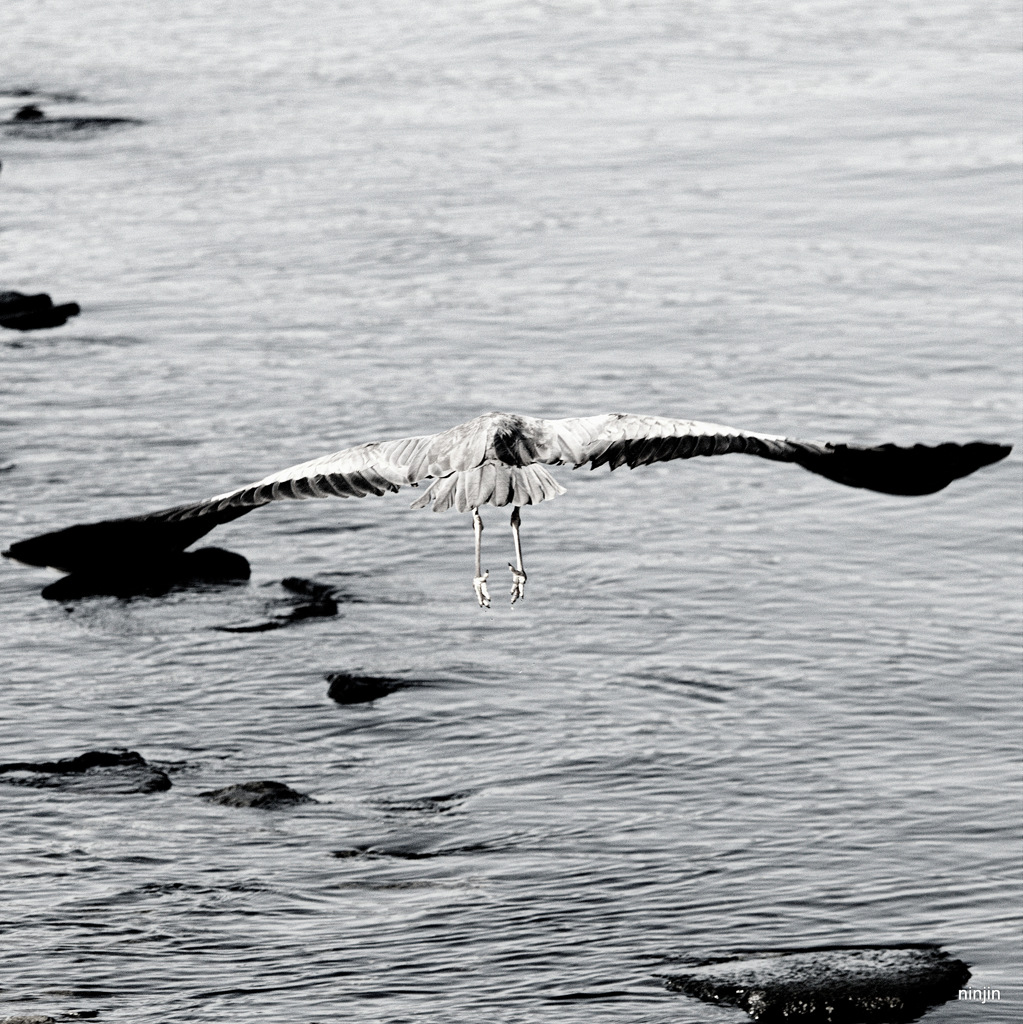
(325, 672, 406, 705)
(331, 840, 493, 861)
(662, 945, 970, 1023)
(0, 749, 171, 794)
(214, 576, 337, 632)
(280, 576, 336, 601)
(198, 780, 315, 809)
(13, 104, 45, 121)
(1, 107, 143, 139)
(0, 291, 80, 331)
(278, 577, 338, 620)
(40, 546, 250, 600)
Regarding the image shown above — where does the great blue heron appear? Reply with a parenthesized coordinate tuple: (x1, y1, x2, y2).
(3, 412, 1010, 606)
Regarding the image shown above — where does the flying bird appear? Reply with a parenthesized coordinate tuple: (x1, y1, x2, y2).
(3, 412, 1010, 606)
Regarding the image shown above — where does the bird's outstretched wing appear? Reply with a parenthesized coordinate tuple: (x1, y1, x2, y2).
(1, 419, 562, 571)
(536, 413, 1011, 497)
(2, 436, 428, 573)
(3, 412, 1011, 574)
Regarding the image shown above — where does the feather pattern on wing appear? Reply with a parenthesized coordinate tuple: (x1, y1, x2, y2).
(3, 410, 1009, 574)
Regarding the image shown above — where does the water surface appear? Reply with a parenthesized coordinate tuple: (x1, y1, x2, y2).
(1, 2, 1020, 1021)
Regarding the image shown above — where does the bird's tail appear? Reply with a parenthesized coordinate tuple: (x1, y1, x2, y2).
(410, 462, 566, 511)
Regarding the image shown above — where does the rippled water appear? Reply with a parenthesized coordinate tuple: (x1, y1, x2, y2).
(1, 2, 1020, 1021)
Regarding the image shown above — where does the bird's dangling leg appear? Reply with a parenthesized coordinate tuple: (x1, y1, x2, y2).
(472, 506, 490, 608)
(508, 506, 527, 605)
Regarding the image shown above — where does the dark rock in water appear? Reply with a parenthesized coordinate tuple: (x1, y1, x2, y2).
(0, 749, 172, 794)
(199, 780, 315, 809)
(662, 945, 970, 1023)
(1, 112, 144, 139)
(0, 1014, 59, 1024)
(325, 672, 406, 705)
(281, 576, 336, 601)
(214, 576, 337, 632)
(184, 546, 251, 580)
(5, 303, 80, 331)
(0, 291, 80, 331)
(14, 104, 45, 121)
(214, 605, 336, 631)
(278, 577, 339, 619)
(40, 546, 250, 600)
(0, 291, 52, 314)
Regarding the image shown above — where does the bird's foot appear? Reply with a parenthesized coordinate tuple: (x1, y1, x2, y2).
(473, 571, 491, 608)
(508, 564, 527, 605)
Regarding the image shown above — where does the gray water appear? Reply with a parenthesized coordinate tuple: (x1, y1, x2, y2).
(1, 1, 1020, 1021)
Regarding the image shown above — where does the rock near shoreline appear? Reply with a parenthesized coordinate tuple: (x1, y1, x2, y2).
(198, 780, 315, 809)
(0, 750, 171, 794)
(0, 291, 80, 332)
(662, 945, 970, 1023)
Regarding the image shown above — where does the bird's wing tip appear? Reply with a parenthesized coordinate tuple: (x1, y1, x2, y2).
(963, 441, 1012, 469)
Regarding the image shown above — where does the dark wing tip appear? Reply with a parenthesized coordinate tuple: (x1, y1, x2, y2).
(4, 502, 254, 574)
(796, 441, 1011, 496)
